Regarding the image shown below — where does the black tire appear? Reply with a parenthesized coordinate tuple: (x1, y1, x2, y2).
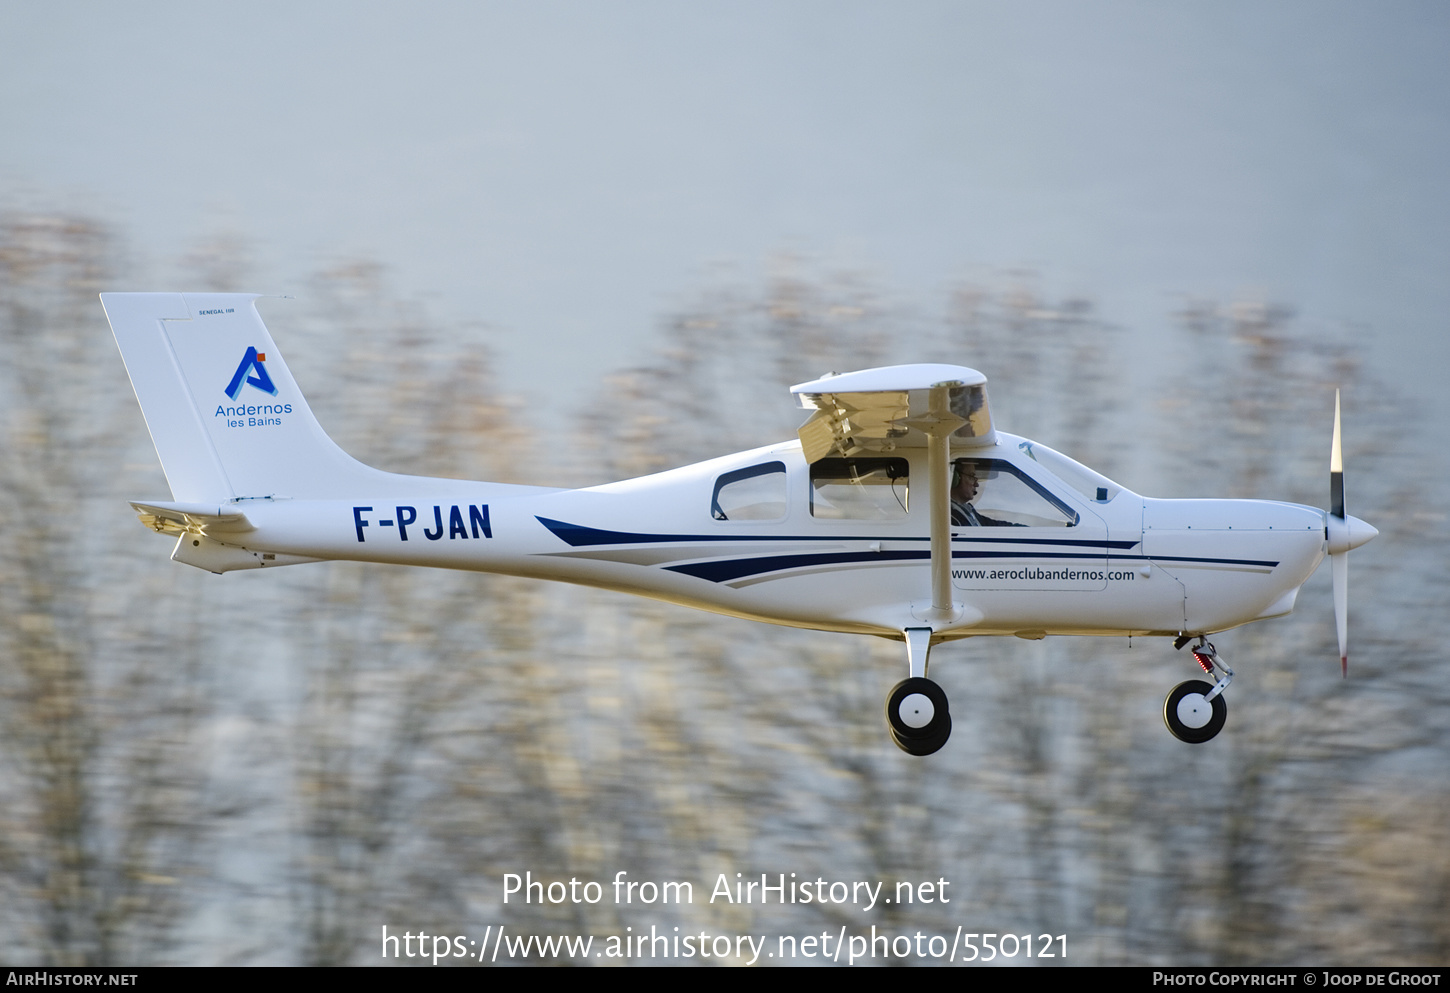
(886, 677, 951, 754)
(1163, 680, 1227, 743)
(890, 713, 953, 756)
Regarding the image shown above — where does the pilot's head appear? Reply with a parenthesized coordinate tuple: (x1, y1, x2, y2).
(951, 460, 980, 501)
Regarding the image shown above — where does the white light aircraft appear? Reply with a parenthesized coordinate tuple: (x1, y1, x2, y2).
(102, 293, 1378, 755)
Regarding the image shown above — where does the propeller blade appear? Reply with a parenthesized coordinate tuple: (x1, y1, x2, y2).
(1332, 550, 1348, 677)
(1327, 389, 1359, 676)
(1330, 389, 1345, 519)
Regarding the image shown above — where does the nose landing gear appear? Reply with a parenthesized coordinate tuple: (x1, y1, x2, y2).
(1164, 639, 1233, 743)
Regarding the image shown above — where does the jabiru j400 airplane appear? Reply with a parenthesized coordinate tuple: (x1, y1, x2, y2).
(102, 293, 1377, 755)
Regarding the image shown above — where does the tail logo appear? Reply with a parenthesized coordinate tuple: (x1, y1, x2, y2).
(224, 347, 278, 400)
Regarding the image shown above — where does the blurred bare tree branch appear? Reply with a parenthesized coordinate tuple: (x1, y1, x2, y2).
(0, 216, 210, 964)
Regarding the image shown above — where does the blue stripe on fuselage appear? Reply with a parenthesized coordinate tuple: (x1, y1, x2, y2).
(532, 517, 1276, 584)
(534, 516, 1136, 549)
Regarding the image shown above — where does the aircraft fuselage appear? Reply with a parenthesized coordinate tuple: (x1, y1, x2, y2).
(174, 433, 1328, 642)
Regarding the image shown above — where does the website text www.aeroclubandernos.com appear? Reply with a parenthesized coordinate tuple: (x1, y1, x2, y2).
(951, 567, 1138, 582)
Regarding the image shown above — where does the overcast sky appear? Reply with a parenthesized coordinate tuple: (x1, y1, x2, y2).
(3, 0, 1447, 432)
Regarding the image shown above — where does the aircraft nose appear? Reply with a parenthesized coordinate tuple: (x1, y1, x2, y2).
(1345, 514, 1378, 551)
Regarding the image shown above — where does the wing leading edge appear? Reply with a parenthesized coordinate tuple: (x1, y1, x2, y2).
(790, 363, 996, 463)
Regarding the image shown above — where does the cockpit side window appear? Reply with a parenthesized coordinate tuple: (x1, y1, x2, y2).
(712, 462, 787, 521)
(810, 457, 910, 520)
(951, 458, 1078, 528)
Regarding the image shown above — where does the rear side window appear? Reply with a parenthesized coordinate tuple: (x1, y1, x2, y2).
(712, 462, 787, 521)
(810, 458, 909, 520)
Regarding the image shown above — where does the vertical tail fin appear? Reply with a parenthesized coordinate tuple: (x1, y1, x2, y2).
(102, 292, 392, 502)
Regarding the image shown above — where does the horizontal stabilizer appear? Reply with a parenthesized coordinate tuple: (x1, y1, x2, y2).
(131, 500, 255, 537)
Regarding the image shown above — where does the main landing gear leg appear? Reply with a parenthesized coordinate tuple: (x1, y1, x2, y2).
(887, 627, 952, 756)
(1163, 638, 1233, 743)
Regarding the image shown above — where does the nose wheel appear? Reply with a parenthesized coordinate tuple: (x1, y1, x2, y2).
(887, 677, 952, 756)
(1163, 680, 1227, 743)
(1164, 639, 1233, 743)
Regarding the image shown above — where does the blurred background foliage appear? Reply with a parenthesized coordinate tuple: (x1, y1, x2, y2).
(0, 210, 1445, 966)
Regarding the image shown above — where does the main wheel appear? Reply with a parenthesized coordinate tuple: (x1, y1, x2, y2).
(890, 714, 953, 756)
(887, 677, 952, 755)
(1163, 680, 1227, 743)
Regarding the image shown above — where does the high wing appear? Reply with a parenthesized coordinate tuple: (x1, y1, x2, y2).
(791, 364, 997, 622)
(791, 363, 996, 462)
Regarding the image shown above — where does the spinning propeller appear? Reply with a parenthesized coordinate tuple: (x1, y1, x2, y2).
(1325, 391, 1379, 676)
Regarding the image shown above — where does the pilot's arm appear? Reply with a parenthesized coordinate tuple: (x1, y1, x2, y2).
(975, 511, 1024, 528)
(952, 500, 1023, 527)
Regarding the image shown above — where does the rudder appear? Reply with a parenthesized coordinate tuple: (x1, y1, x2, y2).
(102, 292, 392, 502)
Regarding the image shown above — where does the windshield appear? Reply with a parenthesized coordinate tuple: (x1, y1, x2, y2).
(1015, 440, 1123, 503)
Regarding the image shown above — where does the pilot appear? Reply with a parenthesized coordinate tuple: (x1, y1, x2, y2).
(950, 460, 1018, 527)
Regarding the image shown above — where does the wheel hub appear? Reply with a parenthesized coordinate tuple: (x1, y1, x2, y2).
(897, 693, 935, 728)
(1175, 693, 1213, 729)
